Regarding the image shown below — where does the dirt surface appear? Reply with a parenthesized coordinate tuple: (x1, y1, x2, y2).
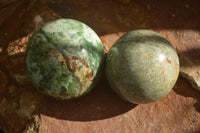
(0, 0, 200, 133)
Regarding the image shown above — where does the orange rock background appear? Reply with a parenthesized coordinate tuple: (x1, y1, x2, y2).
(0, 0, 200, 132)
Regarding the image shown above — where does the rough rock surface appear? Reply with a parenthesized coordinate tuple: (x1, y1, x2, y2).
(0, 0, 200, 133)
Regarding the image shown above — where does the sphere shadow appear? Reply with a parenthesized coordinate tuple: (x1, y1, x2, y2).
(38, 71, 137, 121)
(173, 77, 200, 113)
(176, 48, 200, 113)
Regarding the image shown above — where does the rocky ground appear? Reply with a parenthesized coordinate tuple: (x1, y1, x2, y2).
(0, 0, 200, 132)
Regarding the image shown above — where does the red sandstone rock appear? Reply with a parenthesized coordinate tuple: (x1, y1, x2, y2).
(0, 0, 200, 133)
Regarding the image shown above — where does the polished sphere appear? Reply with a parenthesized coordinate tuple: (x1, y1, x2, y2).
(25, 19, 104, 99)
(106, 30, 179, 104)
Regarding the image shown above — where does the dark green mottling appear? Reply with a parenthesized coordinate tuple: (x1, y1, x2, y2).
(106, 30, 179, 104)
(25, 19, 104, 99)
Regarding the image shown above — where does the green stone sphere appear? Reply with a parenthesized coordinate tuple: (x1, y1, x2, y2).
(25, 19, 104, 100)
(106, 30, 179, 104)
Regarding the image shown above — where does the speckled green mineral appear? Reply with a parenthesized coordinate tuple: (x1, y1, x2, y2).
(25, 19, 104, 99)
(106, 30, 179, 104)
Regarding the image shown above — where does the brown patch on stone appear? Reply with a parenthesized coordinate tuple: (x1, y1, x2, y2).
(174, 60, 179, 77)
(71, 56, 78, 60)
(52, 50, 67, 67)
(67, 55, 93, 80)
(166, 58, 171, 64)
(165, 81, 170, 89)
(148, 54, 154, 58)
(80, 60, 89, 68)
(161, 70, 165, 75)
(68, 56, 89, 70)
(70, 56, 89, 68)
(71, 62, 77, 70)
(86, 71, 93, 79)
(66, 55, 94, 94)
(61, 60, 66, 66)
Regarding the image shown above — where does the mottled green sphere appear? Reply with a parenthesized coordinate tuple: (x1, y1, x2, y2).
(106, 30, 179, 104)
(25, 19, 104, 99)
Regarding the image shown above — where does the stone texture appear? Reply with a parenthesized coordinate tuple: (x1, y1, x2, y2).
(0, 0, 200, 133)
(106, 30, 179, 104)
(25, 19, 104, 99)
